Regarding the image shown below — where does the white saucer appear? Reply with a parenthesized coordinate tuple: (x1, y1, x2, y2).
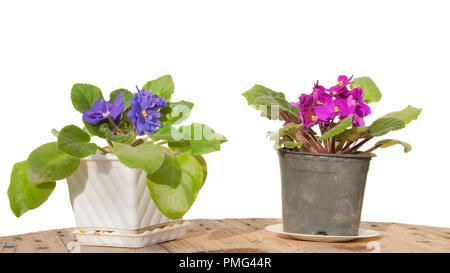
(73, 221, 191, 248)
(265, 224, 380, 243)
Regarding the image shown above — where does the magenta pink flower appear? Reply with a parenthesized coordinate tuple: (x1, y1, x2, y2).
(350, 87, 371, 126)
(315, 96, 356, 122)
(312, 81, 329, 103)
(328, 75, 353, 97)
(287, 75, 371, 129)
(299, 109, 319, 129)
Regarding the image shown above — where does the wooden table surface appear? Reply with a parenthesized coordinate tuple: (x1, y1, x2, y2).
(1, 218, 449, 253)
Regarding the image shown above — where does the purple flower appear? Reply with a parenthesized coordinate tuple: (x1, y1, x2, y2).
(315, 96, 356, 122)
(291, 93, 314, 111)
(83, 93, 125, 125)
(312, 81, 329, 103)
(290, 94, 317, 128)
(328, 75, 353, 97)
(127, 86, 167, 135)
(299, 109, 319, 129)
(350, 87, 371, 126)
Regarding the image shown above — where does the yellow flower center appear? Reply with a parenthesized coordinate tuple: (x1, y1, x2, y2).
(334, 106, 339, 112)
(141, 110, 148, 117)
(338, 80, 344, 85)
(356, 102, 360, 106)
(102, 110, 110, 117)
(311, 115, 318, 121)
(332, 90, 337, 95)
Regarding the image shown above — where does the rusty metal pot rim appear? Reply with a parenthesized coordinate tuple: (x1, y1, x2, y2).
(278, 148, 376, 159)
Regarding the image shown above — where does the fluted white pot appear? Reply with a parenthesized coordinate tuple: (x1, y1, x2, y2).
(66, 153, 188, 248)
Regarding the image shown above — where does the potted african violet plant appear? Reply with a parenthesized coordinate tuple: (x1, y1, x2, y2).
(243, 75, 421, 237)
(8, 75, 226, 247)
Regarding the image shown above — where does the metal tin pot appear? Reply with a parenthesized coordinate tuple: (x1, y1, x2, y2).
(278, 149, 374, 236)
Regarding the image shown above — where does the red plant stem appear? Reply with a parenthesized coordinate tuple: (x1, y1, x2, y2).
(280, 111, 328, 153)
(301, 129, 328, 154)
(331, 136, 336, 153)
(343, 136, 373, 154)
(362, 144, 381, 154)
(295, 131, 318, 153)
(341, 140, 354, 151)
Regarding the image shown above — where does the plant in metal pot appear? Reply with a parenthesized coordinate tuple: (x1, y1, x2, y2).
(243, 75, 421, 237)
(8, 75, 226, 247)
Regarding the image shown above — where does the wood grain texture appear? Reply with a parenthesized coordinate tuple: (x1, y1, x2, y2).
(1, 219, 449, 253)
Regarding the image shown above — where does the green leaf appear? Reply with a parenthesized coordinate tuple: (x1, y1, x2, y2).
(71, 83, 104, 112)
(147, 153, 203, 219)
(144, 75, 174, 101)
(101, 126, 131, 143)
(319, 115, 354, 141)
(283, 141, 303, 149)
(368, 118, 405, 137)
(109, 88, 134, 109)
(373, 139, 412, 153)
(113, 142, 165, 174)
(161, 123, 225, 155)
(382, 105, 422, 125)
(243, 84, 299, 122)
(335, 126, 368, 141)
(8, 161, 56, 217)
(58, 125, 97, 158)
(83, 120, 108, 138)
(27, 142, 80, 184)
(193, 154, 207, 188)
(368, 105, 422, 137)
(269, 123, 302, 141)
(150, 125, 175, 141)
(159, 100, 194, 127)
(350, 77, 382, 104)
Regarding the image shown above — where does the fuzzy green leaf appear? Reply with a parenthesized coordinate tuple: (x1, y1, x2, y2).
(147, 153, 203, 219)
(319, 115, 354, 141)
(335, 126, 368, 141)
(8, 161, 56, 217)
(171, 123, 224, 155)
(368, 118, 405, 137)
(83, 120, 108, 138)
(373, 139, 412, 153)
(152, 123, 225, 155)
(144, 75, 174, 101)
(159, 100, 194, 127)
(350, 77, 382, 104)
(193, 154, 207, 188)
(71, 83, 104, 112)
(101, 126, 131, 143)
(243, 84, 299, 122)
(27, 142, 80, 184)
(113, 142, 165, 174)
(382, 105, 422, 125)
(368, 105, 422, 137)
(109, 88, 134, 109)
(58, 125, 97, 158)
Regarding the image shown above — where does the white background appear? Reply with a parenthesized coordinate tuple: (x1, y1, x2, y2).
(0, 0, 449, 236)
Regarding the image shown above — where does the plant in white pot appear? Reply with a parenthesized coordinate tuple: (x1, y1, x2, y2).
(8, 75, 226, 247)
(243, 75, 421, 240)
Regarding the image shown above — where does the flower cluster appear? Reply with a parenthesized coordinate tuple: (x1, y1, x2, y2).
(82, 93, 125, 124)
(290, 75, 371, 129)
(128, 86, 167, 135)
(83, 86, 166, 135)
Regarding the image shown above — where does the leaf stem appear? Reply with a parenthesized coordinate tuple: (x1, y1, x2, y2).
(343, 136, 373, 154)
(97, 146, 110, 154)
(108, 117, 122, 134)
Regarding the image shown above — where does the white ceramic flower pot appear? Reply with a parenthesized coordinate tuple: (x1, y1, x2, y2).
(66, 153, 189, 248)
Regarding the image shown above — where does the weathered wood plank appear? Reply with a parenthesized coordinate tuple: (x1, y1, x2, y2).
(1, 219, 449, 253)
(1, 230, 67, 253)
